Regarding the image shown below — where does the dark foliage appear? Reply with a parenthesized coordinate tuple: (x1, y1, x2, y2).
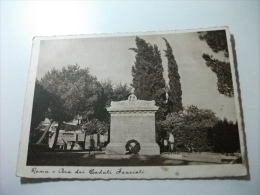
(30, 65, 132, 149)
(163, 38, 183, 112)
(30, 81, 51, 131)
(38, 65, 108, 149)
(198, 30, 229, 57)
(100, 79, 132, 106)
(160, 106, 218, 152)
(29, 81, 72, 145)
(40, 65, 107, 122)
(82, 118, 109, 136)
(199, 30, 234, 97)
(202, 54, 234, 97)
(130, 37, 165, 100)
(208, 119, 240, 153)
(113, 82, 132, 102)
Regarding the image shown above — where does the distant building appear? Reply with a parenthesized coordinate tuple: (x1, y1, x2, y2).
(47, 119, 108, 150)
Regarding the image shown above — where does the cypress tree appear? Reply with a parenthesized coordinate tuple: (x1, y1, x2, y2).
(163, 38, 183, 112)
(130, 37, 165, 100)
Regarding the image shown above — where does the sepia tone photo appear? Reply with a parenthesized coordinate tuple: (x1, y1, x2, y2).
(17, 27, 247, 179)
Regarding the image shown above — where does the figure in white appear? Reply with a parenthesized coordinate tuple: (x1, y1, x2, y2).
(169, 133, 175, 154)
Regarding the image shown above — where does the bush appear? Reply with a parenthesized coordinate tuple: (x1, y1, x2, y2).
(160, 106, 218, 152)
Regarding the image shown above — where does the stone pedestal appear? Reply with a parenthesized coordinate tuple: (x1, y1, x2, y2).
(106, 95, 160, 155)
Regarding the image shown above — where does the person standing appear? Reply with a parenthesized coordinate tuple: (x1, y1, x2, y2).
(169, 133, 174, 154)
(163, 138, 168, 153)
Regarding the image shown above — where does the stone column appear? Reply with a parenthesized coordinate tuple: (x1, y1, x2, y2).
(106, 95, 160, 155)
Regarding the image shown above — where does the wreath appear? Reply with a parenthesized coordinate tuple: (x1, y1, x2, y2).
(125, 139, 141, 154)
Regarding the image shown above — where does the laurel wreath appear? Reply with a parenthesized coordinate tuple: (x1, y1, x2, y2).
(125, 139, 141, 154)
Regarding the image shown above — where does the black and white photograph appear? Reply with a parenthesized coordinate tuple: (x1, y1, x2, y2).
(2, 1, 260, 194)
(16, 27, 247, 179)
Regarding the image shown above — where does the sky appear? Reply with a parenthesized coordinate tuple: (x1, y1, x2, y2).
(37, 31, 237, 122)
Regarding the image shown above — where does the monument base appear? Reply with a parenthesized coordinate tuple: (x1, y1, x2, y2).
(106, 142, 160, 155)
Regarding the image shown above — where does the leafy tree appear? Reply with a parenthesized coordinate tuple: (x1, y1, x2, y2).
(44, 94, 74, 150)
(202, 54, 234, 97)
(37, 64, 133, 149)
(99, 81, 132, 145)
(100, 78, 114, 107)
(30, 81, 51, 132)
(208, 119, 240, 153)
(29, 81, 70, 145)
(198, 30, 228, 57)
(130, 37, 165, 100)
(99, 79, 132, 106)
(41, 65, 107, 121)
(40, 65, 106, 150)
(83, 119, 109, 136)
(112, 82, 132, 101)
(161, 105, 218, 152)
(163, 38, 183, 113)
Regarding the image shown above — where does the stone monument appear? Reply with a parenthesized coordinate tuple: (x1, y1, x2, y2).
(106, 94, 160, 155)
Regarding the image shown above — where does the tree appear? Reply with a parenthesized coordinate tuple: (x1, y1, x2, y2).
(112, 82, 132, 101)
(30, 81, 51, 132)
(198, 30, 234, 97)
(98, 80, 132, 146)
(100, 78, 114, 107)
(31, 65, 134, 150)
(198, 30, 228, 57)
(163, 38, 183, 113)
(161, 105, 218, 152)
(208, 119, 240, 153)
(36, 120, 53, 145)
(130, 37, 165, 100)
(29, 81, 69, 145)
(40, 65, 106, 150)
(83, 119, 109, 136)
(202, 54, 234, 97)
(41, 65, 107, 121)
(29, 81, 53, 144)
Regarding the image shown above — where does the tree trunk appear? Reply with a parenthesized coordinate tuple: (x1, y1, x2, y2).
(36, 120, 54, 145)
(83, 130, 87, 150)
(108, 127, 110, 145)
(51, 122, 62, 151)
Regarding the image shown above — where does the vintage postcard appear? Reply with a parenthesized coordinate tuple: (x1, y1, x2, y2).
(17, 27, 248, 179)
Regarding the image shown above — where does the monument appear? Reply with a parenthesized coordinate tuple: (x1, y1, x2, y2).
(106, 94, 160, 155)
